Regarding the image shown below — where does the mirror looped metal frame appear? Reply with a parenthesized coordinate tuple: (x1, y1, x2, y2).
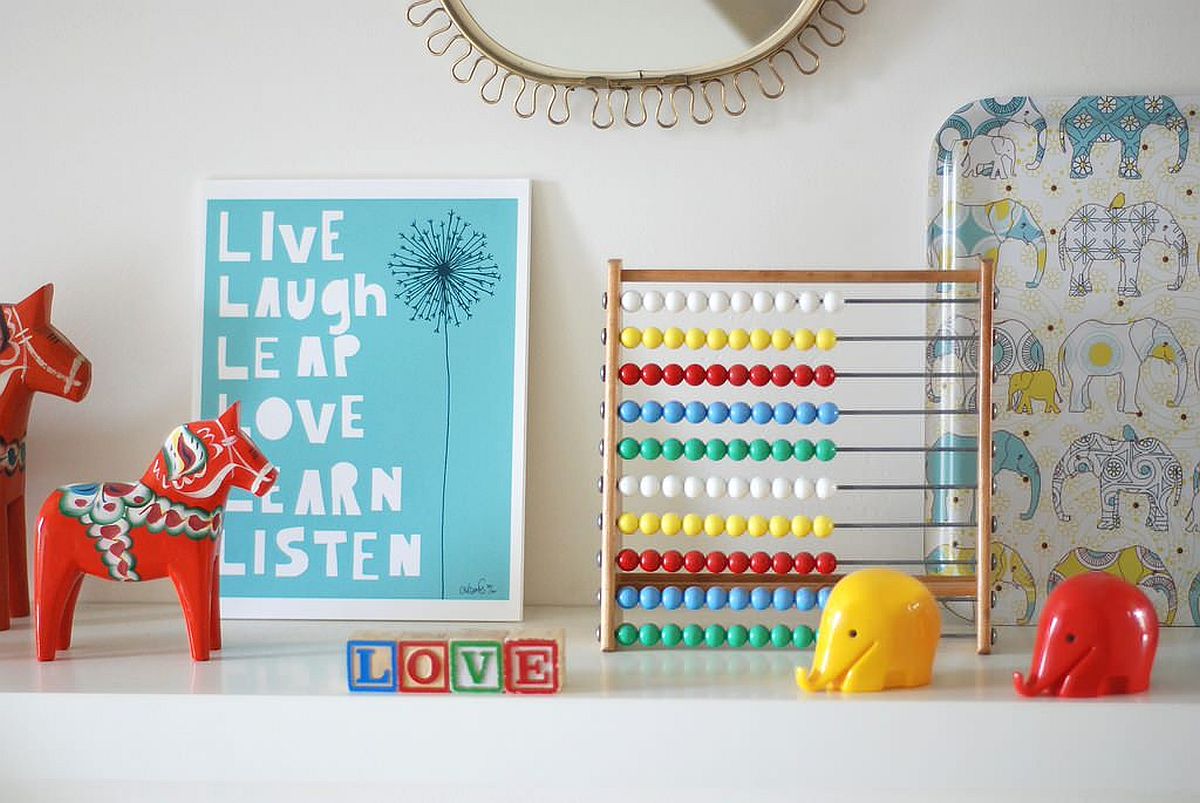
(406, 0, 867, 129)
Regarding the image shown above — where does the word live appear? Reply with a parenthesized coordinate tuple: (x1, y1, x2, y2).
(347, 630, 564, 694)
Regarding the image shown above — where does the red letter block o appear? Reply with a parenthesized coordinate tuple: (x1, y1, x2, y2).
(398, 640, 450, 693)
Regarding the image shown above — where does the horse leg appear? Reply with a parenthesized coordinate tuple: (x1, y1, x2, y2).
(35, 543, 80, 661)
(209, 555, 222, 651)
(58, 574, 85, 651)
(8, 496, 30, 618)
(170, 558, 214, 661)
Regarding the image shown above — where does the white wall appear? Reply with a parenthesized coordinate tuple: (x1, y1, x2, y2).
(3, 0, 1200, 607)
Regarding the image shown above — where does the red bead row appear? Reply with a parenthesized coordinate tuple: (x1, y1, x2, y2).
(616, 548, 837, 576)
(618, 363, 837, 388)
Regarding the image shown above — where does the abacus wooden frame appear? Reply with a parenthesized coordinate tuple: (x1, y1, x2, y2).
(599, 259, 995, 654)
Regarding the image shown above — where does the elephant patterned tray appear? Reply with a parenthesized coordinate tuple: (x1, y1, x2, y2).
(925, 94, 1200, 628)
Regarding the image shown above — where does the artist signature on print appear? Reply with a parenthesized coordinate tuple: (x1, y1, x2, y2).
(459, 577, 497, 596)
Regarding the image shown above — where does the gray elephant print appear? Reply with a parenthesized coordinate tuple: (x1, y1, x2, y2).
(1061, 95, 1188, 179)
(1049, 545, 1178, 625)
(1057, 318, 1187, 413)
(1186, 462, 1200, 533)
(927, 200, 1048, 288)
(960, 134, 1017, 179)
(935, 96, 1047, 175)
(925, 314, 977, 409)
(994, 318, 1044, 372)
(1052, 426, 1184, 532)
(1058, 195, 1189, 297)
(925, 430, 1040, 523)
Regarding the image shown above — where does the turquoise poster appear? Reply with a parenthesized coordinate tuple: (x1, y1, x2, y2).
(198, 180, 529, 620)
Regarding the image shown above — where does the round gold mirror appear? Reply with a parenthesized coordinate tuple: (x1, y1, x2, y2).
(407, 0, 867, 128)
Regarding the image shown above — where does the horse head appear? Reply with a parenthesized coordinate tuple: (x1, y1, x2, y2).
(1, 284, 91, 403)
(151, 404, 277, 502)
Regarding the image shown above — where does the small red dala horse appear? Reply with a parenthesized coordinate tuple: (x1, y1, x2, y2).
(35, 403, 277, 661)
(0, 285, 91, 630)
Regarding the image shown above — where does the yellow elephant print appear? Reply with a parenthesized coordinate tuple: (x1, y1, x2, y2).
(1008, 369, 1061, 414)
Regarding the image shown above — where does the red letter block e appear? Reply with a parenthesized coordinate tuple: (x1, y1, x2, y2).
(503, 639, 561, 694)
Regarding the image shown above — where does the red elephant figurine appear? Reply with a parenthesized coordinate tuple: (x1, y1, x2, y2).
(34, 403, 277, 661)
(0, 285, 91, 630)
(1014, 572, 1158, 698)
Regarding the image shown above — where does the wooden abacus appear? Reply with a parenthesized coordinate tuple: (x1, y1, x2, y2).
(599, 260, 995, 654)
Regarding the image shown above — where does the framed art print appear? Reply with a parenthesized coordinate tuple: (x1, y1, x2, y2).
(197, 179, 530, 620)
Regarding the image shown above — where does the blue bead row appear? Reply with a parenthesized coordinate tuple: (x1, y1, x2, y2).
(618, 400, 840, 426)
(616, 585, 833, 612)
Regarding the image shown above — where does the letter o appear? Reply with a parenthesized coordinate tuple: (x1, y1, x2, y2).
(406, 647, 442, 683)
(255, 396, 293, 441)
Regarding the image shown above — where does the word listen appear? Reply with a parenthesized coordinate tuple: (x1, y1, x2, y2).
(347, 629, 564, 695)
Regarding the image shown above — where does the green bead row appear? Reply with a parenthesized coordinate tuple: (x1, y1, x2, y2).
(614, 622, 816, 649)
(616, 437, 836, 463)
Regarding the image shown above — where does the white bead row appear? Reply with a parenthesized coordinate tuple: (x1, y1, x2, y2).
(620, 290, 844, 315)
(616, 475, 837, 501)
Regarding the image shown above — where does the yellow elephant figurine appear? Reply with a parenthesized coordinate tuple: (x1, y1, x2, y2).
(1008, 369, 1061, 414)
(796, 569, 941, 693)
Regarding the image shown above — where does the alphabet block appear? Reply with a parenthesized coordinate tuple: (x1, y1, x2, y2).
(503, 634, 563, 695)
(346, 639, 398, 693)
(450, 639, 505, 693)
(398, 640, 450, 693)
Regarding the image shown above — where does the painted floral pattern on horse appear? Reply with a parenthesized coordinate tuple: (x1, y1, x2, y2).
(57, 481, 223, 581)
(0, 437, 24, 476)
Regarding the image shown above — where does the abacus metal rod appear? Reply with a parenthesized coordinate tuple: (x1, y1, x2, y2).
(837, 408, 975, 416)
(838, 335, 976, 342)
(836, 522, 978, 529)
(838, 559, 975, 566)
(845, 298, 982, 305)
(619, 268, 982, 285)
(838, 371, 978, 379)
(837, 445, 978, 453)
(840, 483, 975, 491)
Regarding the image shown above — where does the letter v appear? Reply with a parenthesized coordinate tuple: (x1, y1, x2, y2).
(279, 225, 317, 263)
(461, 649, 494, 683)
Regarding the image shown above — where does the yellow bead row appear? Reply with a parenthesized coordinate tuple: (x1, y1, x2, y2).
(618, 327, 837, 352)
(616, 512, 835, 538)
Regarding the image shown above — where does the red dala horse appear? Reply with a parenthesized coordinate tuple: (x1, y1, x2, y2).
(35, 403, 277, 661)
(0, 285, 91, 630)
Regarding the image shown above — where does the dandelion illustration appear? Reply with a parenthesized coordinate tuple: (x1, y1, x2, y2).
(389, 210, 500, 597)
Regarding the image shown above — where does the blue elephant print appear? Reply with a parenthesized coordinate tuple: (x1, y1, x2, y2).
(928, 200, 1048, 288)
(1057, 318, 1187, 413)
(935, 97, 1047, 175)
(1052, 426, 1184, 532)
(926, 430, 1041, 523)
(1061, 95, 1189, 179)
(1190, 572, 1200, 624)
(1058, 195, 1190, 297)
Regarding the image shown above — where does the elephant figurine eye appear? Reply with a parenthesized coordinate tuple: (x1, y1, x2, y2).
(848, 629, 858, 638)
(1065, 633, 1076, 644)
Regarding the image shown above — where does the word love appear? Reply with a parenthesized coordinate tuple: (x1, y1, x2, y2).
(347, 630, 564, 695)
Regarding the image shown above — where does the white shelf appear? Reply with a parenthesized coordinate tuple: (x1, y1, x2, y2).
(3, 604, 1199, 800)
